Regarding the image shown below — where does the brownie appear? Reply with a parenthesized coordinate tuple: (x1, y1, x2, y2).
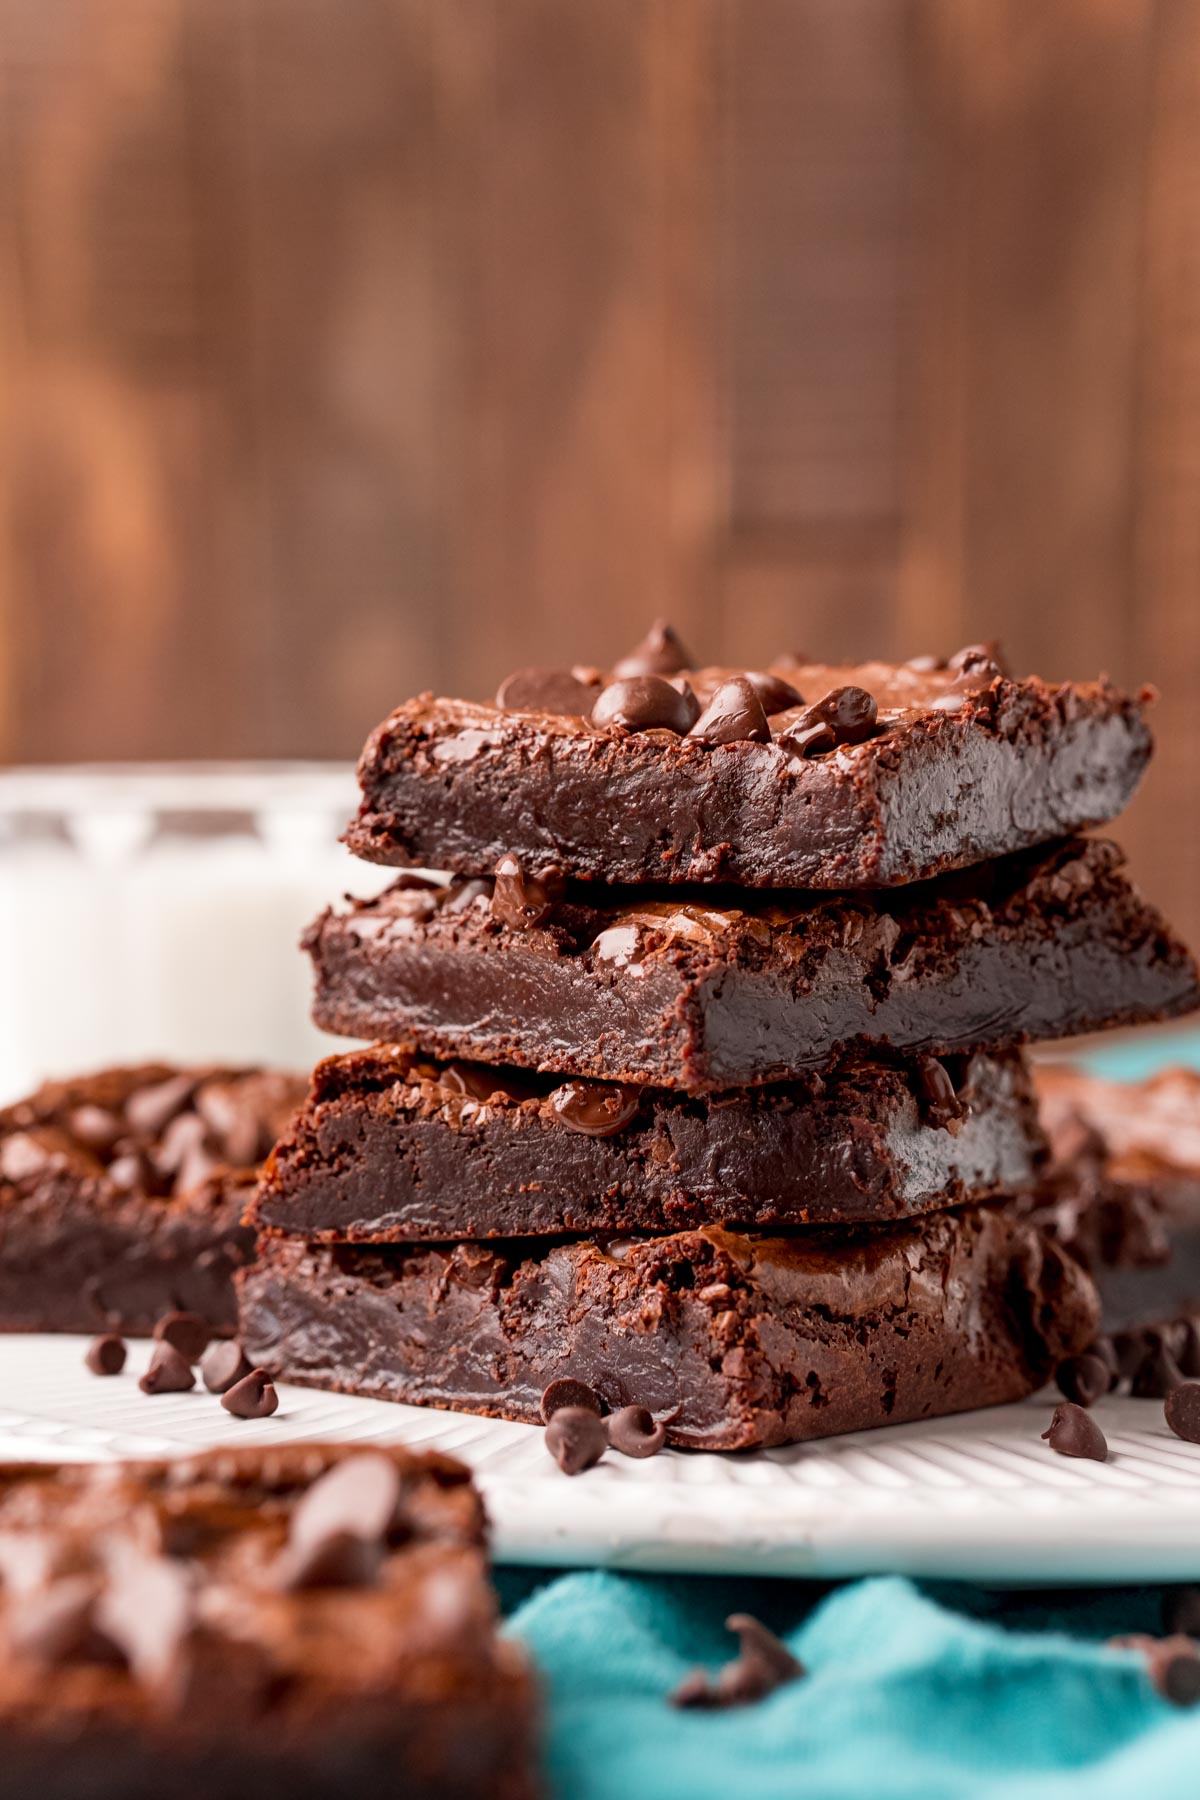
(0, 1444, 537, 1800)
(238, 1204, 1100, 1450)
(306, 838, 1200, 1092)
(0, 1064, 305, 1335)
(346, 639, 1152, 888)
(253, 1044, 1046, 1239)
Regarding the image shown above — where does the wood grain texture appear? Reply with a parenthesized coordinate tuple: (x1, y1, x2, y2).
(0, 0, 1197, 942)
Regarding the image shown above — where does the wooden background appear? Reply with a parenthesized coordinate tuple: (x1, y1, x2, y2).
(2, 0, 1199, 938)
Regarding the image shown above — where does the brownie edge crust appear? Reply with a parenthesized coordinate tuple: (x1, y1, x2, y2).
(238, 1206, 1100, 1451)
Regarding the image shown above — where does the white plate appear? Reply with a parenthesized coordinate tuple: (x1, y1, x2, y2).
(2, 1336, 1196, 1585)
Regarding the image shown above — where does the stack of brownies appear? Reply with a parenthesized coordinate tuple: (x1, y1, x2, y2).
(240, 626, 1200, 1450)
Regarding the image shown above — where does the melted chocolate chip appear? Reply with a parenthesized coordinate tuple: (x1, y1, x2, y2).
(688, 676, 771, 746)
(744, 670, 804, 714)
(606, 1405, 667, 1459)
(1054, 1352, 1111, 1408)
(200, 1340, 252, 1395)
(85, 1335, 127, 1377)
(495, 667, 601, 716)
(1131, 1342, 1184, 1399)
(1041, 1401, 1107, 1461)
(139, 1342, 197, 1395)
(914, 1055, 968, 1131)
(1164, 1382, 1200, 1444)
(491, 853, 559, 931)
(540, 1378, 603, 1422)
(671, 1614, 804, 1709)
(779, 684, 878, 757)
(220, 1369, 279, 1419)
(591, 675, 700, 735)
(153, 1311, 211, 1364)
(544, 1406, 608, 1475)
(548, 1079, 641, 1137)
(612, 619, 692, 678)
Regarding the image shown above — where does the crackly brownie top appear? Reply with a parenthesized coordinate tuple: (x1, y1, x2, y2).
(0, 1065, 306, 1205)
(0, 1443, 510, 1731)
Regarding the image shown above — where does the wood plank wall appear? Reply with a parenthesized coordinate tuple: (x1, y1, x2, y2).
(2, 0, 1198, 939)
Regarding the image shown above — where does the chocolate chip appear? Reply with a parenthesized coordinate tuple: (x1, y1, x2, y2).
(540, 1379, 604, 1422)
(85, 1335, 127, 1377)
(10, 1576, 121, 1667)
(905, 653, 944, 672)
(139, 1342, 197, 1395)
(291, 1453, 403, 1548)
(1087, 1335, 1121, 1390)
(1041, 1401, 1107, 1461)
(1131, 1342, 1184, 1399)
(220, 1369, 279, 1419)
(153, 1311, 210, 1364)
(914, 1055, 968, 1131)
(671, 1614, 804, 1709)
(606, 1405, 667, 1459)
(199, 1340, 252, 1395)
(744, 671, 804, 714)
(1113, 1328, 1149, 1381)
(548, 1079, 641, 1137)
(1162, 1587, 1200, 1637)
(495, 667, 601, 716)
(687, 676, 771, 746)
(68, 1104, 124, 1153)
(591, 675, 700, 735)
(491, 853, 559, 931)
(948, 641, 1008, 681)
(274, 1529, 382, 1593)
(779, 685, 878, 757)
(1175, 1318, 1200, 1378)
(155, 1112, 221, 1193)
(107, 1145, 161, 1195)
(1164, 1382, 1200, 1443)
(0, 1130, 70, 1181)
(193, 1083, 264, 1167)
(124, 1073, 196, 1138)
(95, 1544, 194, 1684)
(544, 1406, 608, 1475)
(612, 619, 692, 678)
(1054, 1352, 1111, 1408)
(440, 1061, 535, 1104)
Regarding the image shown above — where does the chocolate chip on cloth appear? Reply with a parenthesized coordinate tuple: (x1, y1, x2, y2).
(490, 853, 560, 930)
(85, 1334, 127, 1377)
(1164, 1382, 1200, 1443)
(545, 1405, 608, 1475)
(671, 1614, 805, 1709)
(1041, 1402, 1108, 1461)
(606, 1405, 667, 1459)
(590, 674, 700, 735)
(548, 1078, 641, 1137)
(139, 1342, 196, 1395)
(220, 1368, 279, 1419)
(687, 677, 771, 746)
(612, 619, 692, 679)
(1054, 1351, 1112, 1408)
(200, 1339, 252, 1395)
(153, 1310, 211, 1364)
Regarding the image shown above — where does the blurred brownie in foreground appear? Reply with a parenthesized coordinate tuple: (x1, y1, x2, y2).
(0, 1443, 537, 1800)
(306, 839, 1200, 1092)
(0, 1065, 304, 1336)
(346, 627, 1153, 889)
(239, 1203, 1099, 1450)
(253, 1044, 1047, 1240)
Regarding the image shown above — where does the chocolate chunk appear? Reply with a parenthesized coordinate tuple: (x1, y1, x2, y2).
(124, 1073, 196, 1138)
(688, 677, 771, 746)
(1055, 1352, 1111, 1408)
(153, 1311, 211, 1363)
(744, 670, 804, 714)
(540, 1379, 604, 1422)
(490, 853, 559, 931)
(274, 1528, 382, 1593)
(544, 1405, 608, 1475)
(671, 1613, 804, 1709)
(1041, 1401, 1108, 1461)
(200, 1339, 252, 1395)
(612, 619, 691, 678)
(547, 1079, 641, 1137)
(85, 1334, 127, 1377)
(10, 1575, 121, 1667)
(220, 1368, 279, 1419)
(495, 667, 600, 716)
(1164, 1382, 1200, 1444)
(606, 1405, 667, 1459)
(139, 1341, 197, 1395)
(914, 1055, 968, 1131)
(291, 1453, 402, 1548)
(1131, 1342, 1184, 1398)
(779, 685, 878, 757)
(1163, 1587, 1200, 1638)
(591, 675, 700, 735)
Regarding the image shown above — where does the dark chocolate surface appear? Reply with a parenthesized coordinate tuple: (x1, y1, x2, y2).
(0, 1065, 305, 1335)
(239, 1204, 1100, 1451)
(0, 1444, 536, 1800)
(306, 839, 1200, 1092)
(254, 1044, 1046, 1239)
(347, 654, 1152, 888)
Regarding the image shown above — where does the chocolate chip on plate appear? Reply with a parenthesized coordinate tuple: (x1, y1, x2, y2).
(220, 1369, 279, 1420)
(671, 1613, 805, 1710)
(606, 1405, 667, 1460)
(1164, 1381, 1200, 1444)
(495, 667, 601, 716)
(744, 670, 804, 714)
(200, 1339, 252, 1395)
(1055, 1352, 1112, 1409)
(548, 1079, 641, 1138)
(544, 1405, 608, 1475)
(1041, 1401, 1107, 1461)
(138, 1342, 197, 1396)
(687, 676, 771, 746)
(540, 1379, 604, 1423)
(84, 1334, 127, 1377)
(590, 675, 700, 735)
(153, 1311, 211, 1364)
(612, 619, 692, 679)
(491, 853, 559, 931)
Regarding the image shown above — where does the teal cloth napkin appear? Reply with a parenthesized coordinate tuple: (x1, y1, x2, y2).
(499, 1028, 1200, 1798)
